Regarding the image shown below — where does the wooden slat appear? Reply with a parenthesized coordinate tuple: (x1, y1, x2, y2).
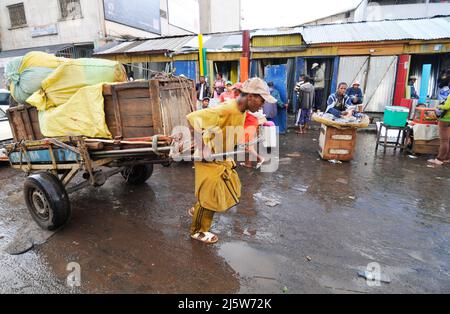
(6, 109, 19, 142)
(103, 82, 150, 96)
(159, 86, 192, 91)
(117, 88, 150, 99)
(104, 79, 194, 139)
(111, 85, 123, 139)
(122, 127, 154, 138)
(22, 110, 35, 140)
(114, 81, 150, 91)
(32, 122, 43, 139)
(6, 105, 43, 142)
(191, 80, 197, 110)
(119, 114, 153, 128)
(149, 80, 164, 135)
(114, 97, 152, 113)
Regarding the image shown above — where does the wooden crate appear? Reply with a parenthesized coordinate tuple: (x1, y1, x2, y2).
(412, 139, 440, 155)
(103, 79, 196, 139)
(318, 124, 357, 161)
(6, 105, 43, 142)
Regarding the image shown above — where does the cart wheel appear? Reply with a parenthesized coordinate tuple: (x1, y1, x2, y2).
(121, 164, 153, 185)
(161, 160, 172, 168)
(24, 172, 71, 231)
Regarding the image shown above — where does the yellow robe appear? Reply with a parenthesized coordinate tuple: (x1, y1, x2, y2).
(186, 101, 245, 212)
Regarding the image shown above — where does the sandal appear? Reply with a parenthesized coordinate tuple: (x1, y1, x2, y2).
(255, 158, 266, 170)
(191, 232, 219, 244)
(427, 159, 444, 166)
(187, 207, 195, 217)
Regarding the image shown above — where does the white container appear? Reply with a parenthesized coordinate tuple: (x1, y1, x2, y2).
(261, 125, 277, 148)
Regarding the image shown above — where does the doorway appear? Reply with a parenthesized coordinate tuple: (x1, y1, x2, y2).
(410, 53, 449, 99)
(212, 61, 240, 84)
(304, 57, 336, 111)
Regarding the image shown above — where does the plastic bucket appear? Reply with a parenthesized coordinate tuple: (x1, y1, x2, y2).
(384, 106, 409, 127)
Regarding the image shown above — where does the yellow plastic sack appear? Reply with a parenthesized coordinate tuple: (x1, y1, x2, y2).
(38, 84, 112, 139)
(18, 51, 66, 73)
(6, 51, 66, 103)
(27, 58, 127, 111)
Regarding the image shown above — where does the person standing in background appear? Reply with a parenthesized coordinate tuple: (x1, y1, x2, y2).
(438, 70, 450, 103)
(312, 63, 325, 112)
(408, 76, 419, 99)
(269, 81, 288, 134)
(295, 76, 315, 134)
(196, 76, 211, 101)
(213, 73, 226, 98)
(428, 95, 450, 166)
(241, 111, 266, 169)
(128, 71, 135, 82)
(346, 81, 364, 105)
(293, 74, 306, 114)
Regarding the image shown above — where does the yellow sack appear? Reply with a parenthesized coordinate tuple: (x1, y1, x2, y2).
(6, 51, 66, 104)
(38, 84, 112, 139)
(27, 58, 127, 111)
(18, 51, 66, 73)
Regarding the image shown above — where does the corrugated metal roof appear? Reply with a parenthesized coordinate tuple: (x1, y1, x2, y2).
(176, 32, 242, 52)
(0, 43, 76, 59)
(302, 16, 450, 44)
(94, 41, 141, 55)
(93, 16, 450, 56)
(127, 36, 196, 53)
(94, 32, 243, 56)
(94, 36, 196, 55)
(203, 33, 242, 51)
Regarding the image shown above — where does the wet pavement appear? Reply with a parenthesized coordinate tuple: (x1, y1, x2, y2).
(0, 126, 449, 294)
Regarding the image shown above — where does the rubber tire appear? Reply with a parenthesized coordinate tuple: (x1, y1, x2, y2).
(161, 160, 172, 168)
(24, 172, 71, 231)
(121, 164, 153, 185)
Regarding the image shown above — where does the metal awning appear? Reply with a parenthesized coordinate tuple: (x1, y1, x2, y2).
(0, 43, 86, 59)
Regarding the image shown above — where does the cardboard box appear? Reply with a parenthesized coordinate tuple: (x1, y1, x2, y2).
(319, 124, 357, 161)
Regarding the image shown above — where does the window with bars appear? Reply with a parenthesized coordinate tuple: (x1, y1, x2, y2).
(59, 0, 82, 20)
(8, 3, 27, 28)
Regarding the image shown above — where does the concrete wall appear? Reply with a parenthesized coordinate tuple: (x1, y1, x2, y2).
(199, 0, 211, 34)
(0, 0, 197, 52)
(210, 0, 241, 33)
(355, 1, 450, 21)
(0, 0, 103, 51)
(200, 0, 241, 33)
(305, 12, 355, 26)
(162, 0, 198, 36)
(102, 0, 195, 41)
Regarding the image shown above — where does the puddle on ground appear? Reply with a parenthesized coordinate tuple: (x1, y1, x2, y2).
(218, 241, 287, 293)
